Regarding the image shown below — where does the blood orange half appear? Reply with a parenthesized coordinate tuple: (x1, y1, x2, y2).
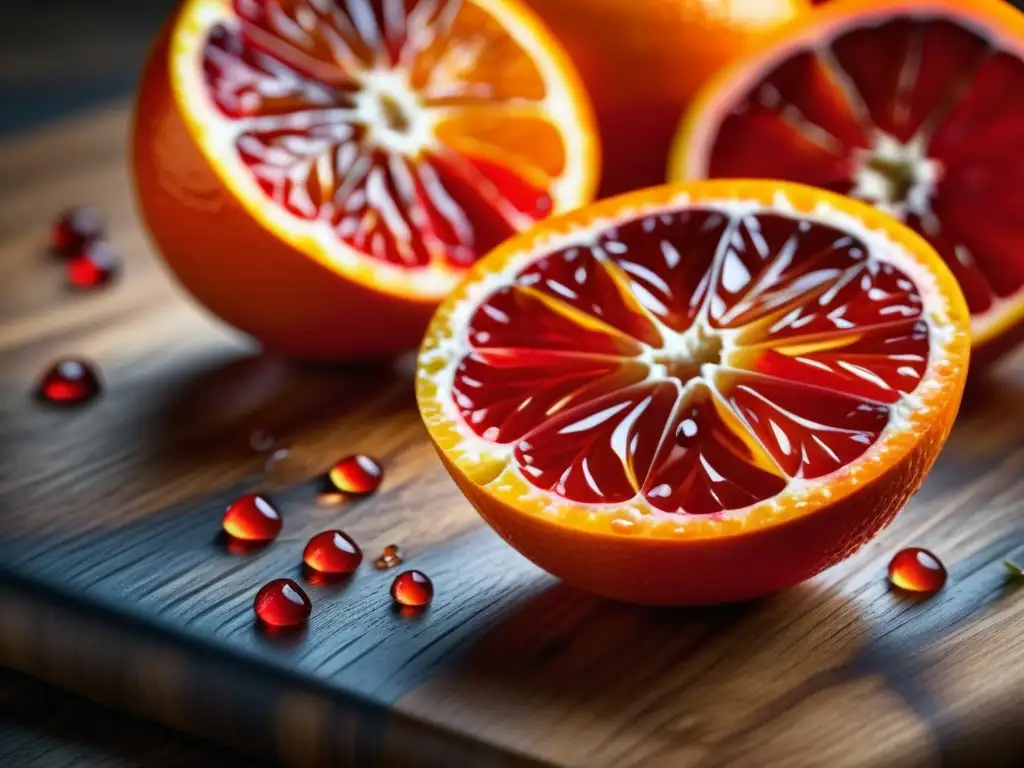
(133, 0, 596, 360)
(671, 0, 1024, 366)
(417, 180, 969, 605)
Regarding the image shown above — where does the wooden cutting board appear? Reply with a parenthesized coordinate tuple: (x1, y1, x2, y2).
(0, 104, 1022, 768)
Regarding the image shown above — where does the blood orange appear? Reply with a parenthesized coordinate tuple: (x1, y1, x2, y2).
(133, 0, 597, 360)
(520, 0, 809, 196)
(671, 0, 1024, 365)
(417, 180, 969, 605)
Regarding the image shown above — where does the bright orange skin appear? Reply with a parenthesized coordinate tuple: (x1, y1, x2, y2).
(522, 0, 810, 196)
(132, 22, 437, 361)
(418, 180, 970, 606)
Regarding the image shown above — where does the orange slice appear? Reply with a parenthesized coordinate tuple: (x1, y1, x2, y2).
(671, 0, 1024, 366)
(417, 180, 969, 605)
(132, 0, 597, 360)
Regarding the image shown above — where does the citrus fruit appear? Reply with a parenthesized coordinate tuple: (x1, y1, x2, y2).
(518, 0, 809, 196)
(671, 0, 1024, 366)
(132, 0, 597, 360)
(416, 180, 969, 605)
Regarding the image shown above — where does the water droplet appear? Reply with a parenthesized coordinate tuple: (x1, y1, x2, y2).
(888, 547, 946, 593)
(303, 530, 362, 575)
(327, 455, 383, 495)
(67, 240, 120, 289)
(51, 206, 104, 255)
(222, 493, 282, 542)
(391, 570, 433, 608)
(253, 578, 311, 628)
(35, 358, 102, 406)
(374, 544, 403, 570)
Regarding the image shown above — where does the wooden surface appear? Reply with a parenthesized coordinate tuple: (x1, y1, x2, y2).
(0, 668, 255, 768)
(1, 104, 1023, 768)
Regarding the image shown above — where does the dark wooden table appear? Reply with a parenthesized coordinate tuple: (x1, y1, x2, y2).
(2, 3, 1024, 767)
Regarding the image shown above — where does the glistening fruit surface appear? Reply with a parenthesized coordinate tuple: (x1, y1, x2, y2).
(417, 180, 969, 604)
(673, 0, 1024, 364)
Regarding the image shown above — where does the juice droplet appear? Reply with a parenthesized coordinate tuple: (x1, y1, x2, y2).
(374, 544, 403, 570)
(328, 455, 383, 494)
(249, 428, 276, 452)
(391, 570, 433, 608)
(253, 578, 311, 628)
(262, 447, 307, 489)
(35, 358, 102, 405)
(51, 205, 104, 255)
(67, 240, 120, 289)
(888, 547, 947, 593)
(222, 493, 282, 542)
(303, 530, 362, 575)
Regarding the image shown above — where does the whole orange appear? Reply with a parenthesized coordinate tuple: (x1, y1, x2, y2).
(522, 0, 810, 196)
(131, 0, 598, 361)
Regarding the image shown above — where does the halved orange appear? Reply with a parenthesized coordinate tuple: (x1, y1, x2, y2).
(132, 0, 597, 360)
(417, 180, 969, 605)
(671, 0, 1024, 366)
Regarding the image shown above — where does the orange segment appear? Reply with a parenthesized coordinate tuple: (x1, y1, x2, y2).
(671, 0, 1024, 365)
(416, 180, 970, 605)
(133, 0, 596, 360)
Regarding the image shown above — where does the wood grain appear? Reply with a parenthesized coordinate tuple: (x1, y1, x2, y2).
(0, 103, 1022, 767)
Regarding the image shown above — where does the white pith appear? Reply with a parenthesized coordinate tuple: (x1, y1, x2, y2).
(678, 3, 1024, 346)
(419, 189, 963, 532)
(169, 0, 594, 300)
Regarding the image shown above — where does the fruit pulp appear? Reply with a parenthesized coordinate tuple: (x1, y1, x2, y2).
(35, 359, 102, 405)
(448, 207, 931, 513)
(328, 454, 383, 494)
(303, 530, 363, 574)
(888, 547, 947, 593)
(254, 578, 312, 626)
(195, 0, 580, 271)
(391, 569, 433, 607)
(222, 493, 282, 541)
(677, 1, 1024, 353)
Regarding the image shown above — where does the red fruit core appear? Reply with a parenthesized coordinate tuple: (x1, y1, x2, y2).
(200, 0, 557, 270)
(450, 206, 932, 515)
(700, 11, 1022, 323)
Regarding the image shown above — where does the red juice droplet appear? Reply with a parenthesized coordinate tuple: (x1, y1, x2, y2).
(888, 547, 947, 593)
(253, 578, 311, 627)
(303, 530, 362, 575)
(222, 493, 282, 542)
(391, 570, 433, 608)
(67, 240, 120, 289)
(374, 544, 403, 570)
(328, 454, 382, 495)
(35, 358, 102, 405)
(51, 205, 104, 255)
